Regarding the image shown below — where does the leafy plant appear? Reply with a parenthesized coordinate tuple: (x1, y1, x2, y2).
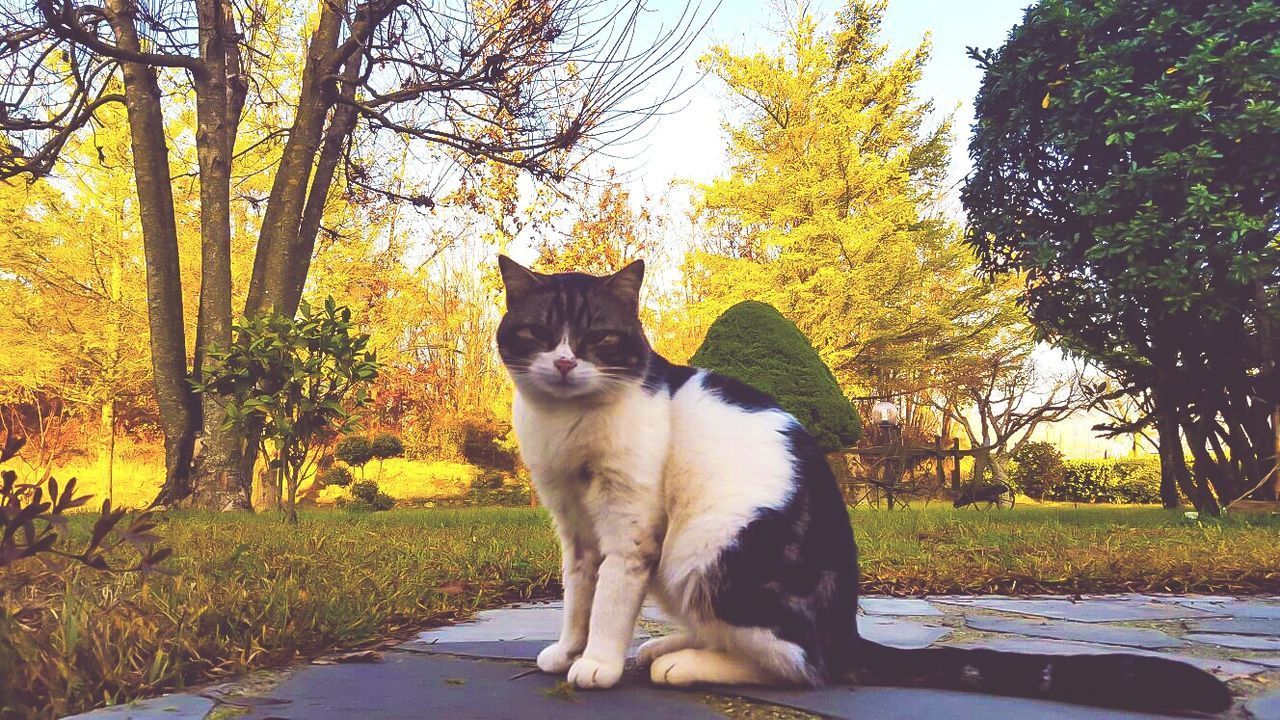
(371, 433, 405, 461)
(335, 436, 375, 478)
(318, 466, 354, 488)
(1009, 442, 1066, 500)
(0, 433, 168, 572)
(370, 432, 405, 480)
(194, 298, 378, 523)
(347, 479, 395, 512)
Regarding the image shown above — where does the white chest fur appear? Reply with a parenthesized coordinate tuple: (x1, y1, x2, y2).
(513, 385, 671, 546)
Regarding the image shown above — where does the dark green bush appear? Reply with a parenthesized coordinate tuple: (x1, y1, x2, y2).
(347, 479, 395, 511)
(690, 301, 861, 451)
(335, 436, 375, 473)
(318, 466, 354, 487)
(1046, 458, 1162, 504)
(465, 472, 531, 506)
(456, 416, 518, 471)
(371, 433, 405, 460)
(1009, 441, 1066, 500)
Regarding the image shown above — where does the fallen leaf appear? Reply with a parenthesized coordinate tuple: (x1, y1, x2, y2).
(335, 650, 383, 664)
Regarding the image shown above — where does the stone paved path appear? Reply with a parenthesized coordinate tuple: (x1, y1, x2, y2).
(65, 594, 1280, 720)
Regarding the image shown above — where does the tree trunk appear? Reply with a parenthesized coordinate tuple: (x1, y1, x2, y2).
(1153, 396, 1183, 509)
(99, 251, 121, 504)
(98, 399, 115, 504)
(190, 0, 250, 511)
(283, 56, 363, 314)
(971, 447, 990, 485)
(1267, 407, 1280, 501)
(251, 455, 280, 511)
(245, 0, 347, 317)
(105, 0, 197, 508)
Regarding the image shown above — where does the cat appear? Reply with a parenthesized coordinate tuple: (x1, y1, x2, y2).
(495, 255, 1232, 714)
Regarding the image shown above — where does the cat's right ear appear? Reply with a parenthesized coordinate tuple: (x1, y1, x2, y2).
(498, 255, 544, 306)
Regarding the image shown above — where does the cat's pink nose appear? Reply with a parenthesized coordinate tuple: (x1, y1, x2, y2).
(554, 358, 578, 376)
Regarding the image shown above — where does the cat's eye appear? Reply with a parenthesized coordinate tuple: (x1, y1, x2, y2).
(515, 326, 551, 343)
(584, 330, 620, 346)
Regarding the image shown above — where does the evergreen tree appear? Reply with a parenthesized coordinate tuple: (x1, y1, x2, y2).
(692, 0, 1017, 412)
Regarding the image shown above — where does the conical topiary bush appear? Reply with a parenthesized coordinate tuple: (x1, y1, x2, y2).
(690, 300, 861, 451)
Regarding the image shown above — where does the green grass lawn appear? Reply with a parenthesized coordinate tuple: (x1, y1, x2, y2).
(2, 504, 1277, 718)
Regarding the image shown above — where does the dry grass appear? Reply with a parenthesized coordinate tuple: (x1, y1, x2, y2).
(2, 504, 1277, 719)
(1, 509, 559, 719)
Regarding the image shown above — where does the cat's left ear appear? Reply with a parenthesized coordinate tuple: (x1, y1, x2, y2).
(604, 259, 645, 309)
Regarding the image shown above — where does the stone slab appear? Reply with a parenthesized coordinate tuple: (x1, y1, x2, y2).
(61, 694, 214, 720)
(1171, 599, 1280, 620)
(239, 653, 723, 720)
(397, 640, 644, 661)
(728, 685, 1181, 720)
(1184, 633, 1280, 652)
(949, 637, 1267, 679)
(964, 615, 1184, 649)
(857, 616, 951, 649)
(859, 597, 943, 616)
(413, 606, 566, 643)
(936, 598, 1214, 623)
(397, 640, 553, 661)
(412, 605, 653, 645)
(1187, 617, 1280, 636)
(1247, 691, 1280, 720)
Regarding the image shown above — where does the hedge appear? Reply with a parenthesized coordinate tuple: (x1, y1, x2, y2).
(1044, 457, 1163, 504)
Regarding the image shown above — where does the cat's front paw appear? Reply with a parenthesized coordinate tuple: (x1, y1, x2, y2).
(567, 655, 624, 689)
(536, 642, 581, 674)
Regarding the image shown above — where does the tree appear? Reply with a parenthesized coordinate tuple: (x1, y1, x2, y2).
(0, 0, 707, 509)
(195, 298, 378, 522)
(927, 328, 1091, 487)
(963, 0, 1279, 511)
(690, 0, 1020, 421)
(370, 432, 405, 480)
(690, 300, 861, 451)
(335, 436, 376, 479)
(0, 102, 157, 498)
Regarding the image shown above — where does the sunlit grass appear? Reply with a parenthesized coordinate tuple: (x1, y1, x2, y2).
(2, 504, 1277, 719)
(47, 457, 489, 510)
(853, 504, 1280, 595)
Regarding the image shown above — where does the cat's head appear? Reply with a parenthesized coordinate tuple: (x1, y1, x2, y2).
(496, 255, 651, 401)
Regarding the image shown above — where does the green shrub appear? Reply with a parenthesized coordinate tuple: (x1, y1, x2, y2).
(346, 479, 395, 511)
(457, 416, 518, 471)
(1009, 442, 1065, 500)
(1047, 458, 1162, 504)
(371, 433, 405, 460)
(690, 301, 861, 451)
(465, 471, 531, 506)
(335, 436, 375, 474)
(318, 466, 354, 487)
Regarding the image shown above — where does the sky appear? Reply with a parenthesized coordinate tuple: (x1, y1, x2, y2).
(617, 0, 1033, 199)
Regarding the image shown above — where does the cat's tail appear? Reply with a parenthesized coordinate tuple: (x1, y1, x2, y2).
(845, 638, 1233, 715)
